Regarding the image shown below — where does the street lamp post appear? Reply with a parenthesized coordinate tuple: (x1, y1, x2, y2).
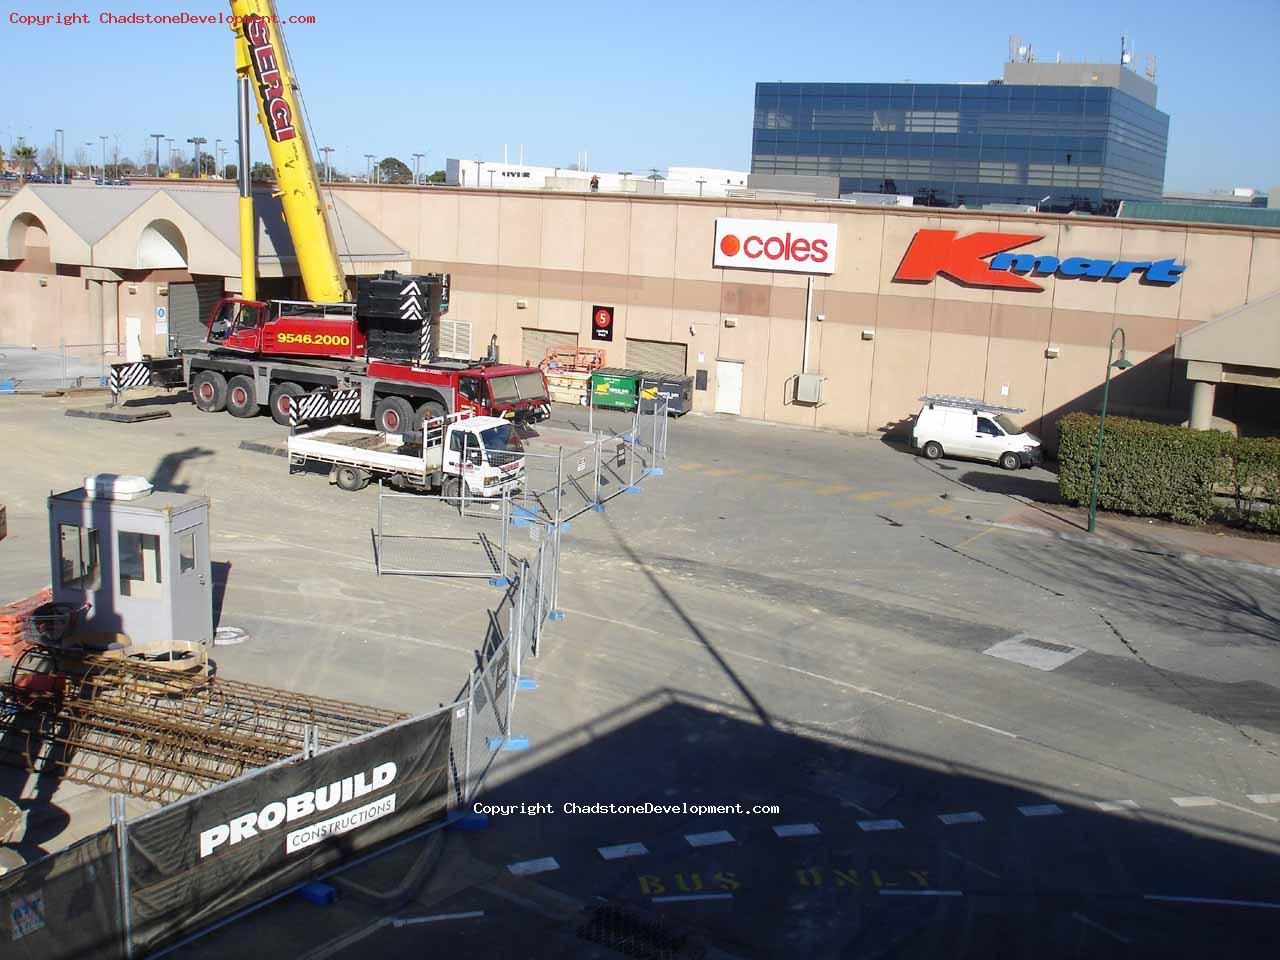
(188, 136, 207, 178)
(319, 146, 334, 183)
(54, 129, 64, 182)
(166, 138, 175, 174)
(214, 139, 222, 176)
(412, 152, 424, 185)
(150, 133, 164, 177)
(99, 136, 108, 181)
(1087, 327, 1134, 533)
(84, 142, 94, 179)
(363, 154, 375, 184)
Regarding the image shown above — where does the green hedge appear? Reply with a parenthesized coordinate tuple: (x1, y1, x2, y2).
(1057, 413, 1280, 528)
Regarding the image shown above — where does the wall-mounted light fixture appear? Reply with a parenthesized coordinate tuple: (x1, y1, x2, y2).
(38, 277, 49, 288)
(128, 284, 138, 295)
(724, 316, 737, 328)
(1045, 345, 1060, 359)
(157, 286, 168, 297)
(515, 299, 528, 309)
(861, 328, 875, 341)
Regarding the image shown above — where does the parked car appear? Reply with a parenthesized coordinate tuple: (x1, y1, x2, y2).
(910, 396, 1042, 470)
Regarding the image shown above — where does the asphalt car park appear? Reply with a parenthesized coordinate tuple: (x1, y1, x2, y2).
(1, 392, 1278, 956)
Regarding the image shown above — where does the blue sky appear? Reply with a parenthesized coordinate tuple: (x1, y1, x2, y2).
(2, 0, 1276, 191)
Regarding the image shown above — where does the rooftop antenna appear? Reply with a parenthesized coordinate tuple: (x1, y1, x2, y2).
(1008, 35, 1020, 62)
(1145, 54, 1157, 82)
(1121, 33, 1132, 67)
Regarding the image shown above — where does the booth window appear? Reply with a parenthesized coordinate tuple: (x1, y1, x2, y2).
(119, 531, 162, 598)
(179, 530, 196, 574)
(58, 524, 100, 590)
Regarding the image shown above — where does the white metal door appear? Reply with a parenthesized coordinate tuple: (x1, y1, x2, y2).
(715, 360, 743, 415)
(172, 522, 213, 644)
(125, 316, 142, 362)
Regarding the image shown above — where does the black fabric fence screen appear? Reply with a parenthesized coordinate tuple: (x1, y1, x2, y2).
(0, 828, 125, 960)
(125, 708, 451, 955)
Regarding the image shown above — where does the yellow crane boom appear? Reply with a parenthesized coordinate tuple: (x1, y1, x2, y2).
(230, 0, 349, 303)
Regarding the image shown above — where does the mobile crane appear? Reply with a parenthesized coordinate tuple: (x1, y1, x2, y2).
(117, 0, 551, 432)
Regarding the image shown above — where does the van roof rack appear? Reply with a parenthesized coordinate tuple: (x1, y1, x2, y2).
(919, 395, 1025, 415)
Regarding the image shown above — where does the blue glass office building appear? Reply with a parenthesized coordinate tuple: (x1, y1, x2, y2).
(751, 64, 1169, 213)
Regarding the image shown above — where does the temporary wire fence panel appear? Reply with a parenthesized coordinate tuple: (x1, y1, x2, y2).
(375, 489, 510, 579)
(0, 829, 126, 960)
(124, 707, 454, 955)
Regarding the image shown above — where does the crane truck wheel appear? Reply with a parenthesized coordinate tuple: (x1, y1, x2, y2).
(442, 475, 462, 501)
(416, 400, 446, 427)
(226, 376, 260, 419)
(374, 396, 415, 434)
(268, 382, 304, 426)
(191, 370, 228, 413)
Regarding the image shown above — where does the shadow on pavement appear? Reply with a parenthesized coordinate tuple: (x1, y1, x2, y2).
(208, 689, 1280, 960)
(959, 470, 1063, 504)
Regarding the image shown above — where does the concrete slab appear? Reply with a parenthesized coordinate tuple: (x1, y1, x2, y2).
(64, 405, 171, 423)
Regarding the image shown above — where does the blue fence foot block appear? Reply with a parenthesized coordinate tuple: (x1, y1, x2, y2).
(512, 506, 539, 519)
(648, 467, 665, 477)
(512, 517, 532, 527)
(555, 522, 572, 533)
(502, 736, 530, 751)
(549, 610, 566, 622)
(517, 677, 538, 690)
(488, 576, 512, 588)
(486, 736, 506, 751)
(590, 503, 606, 513)
(447, 812, 490, 831)
(623, 485, 642, 494)
(297, 882, 338, 907)
(621, 433, 638, 442)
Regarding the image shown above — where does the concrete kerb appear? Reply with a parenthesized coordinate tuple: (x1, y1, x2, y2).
(962, 515, 1280, 578)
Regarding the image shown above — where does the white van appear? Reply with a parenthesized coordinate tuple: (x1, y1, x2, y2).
(910, 396, 1042, 470)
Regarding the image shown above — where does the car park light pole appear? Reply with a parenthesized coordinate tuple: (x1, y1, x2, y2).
(1087, 327, 1133, 533)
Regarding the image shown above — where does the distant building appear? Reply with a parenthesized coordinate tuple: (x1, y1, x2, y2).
(1161, 188, 1268, 208)
(752, 55, 1170, 214)
(444, 159, 750, 197)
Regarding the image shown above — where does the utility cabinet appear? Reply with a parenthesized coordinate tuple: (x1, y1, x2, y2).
(47, 476, 213, 647)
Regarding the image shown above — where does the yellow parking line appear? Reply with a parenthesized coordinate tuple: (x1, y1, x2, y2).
(888, 496, 934, 509)
(677, 462, 706, 471)
(776, 478, 814, 488)
(813, 484, 855, 495)
(928, 503, 956, 515)
(851, 490, 891, 501)
(702, 467, 742, 478)
(955, 526, 999, 550)
(740, 472, 776, 483)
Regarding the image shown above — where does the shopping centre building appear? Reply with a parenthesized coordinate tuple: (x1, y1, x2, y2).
(2, 180, 1278, 439)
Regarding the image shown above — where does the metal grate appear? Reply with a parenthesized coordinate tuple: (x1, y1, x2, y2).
(576, 903, 705, 960)
(1018, 637, 1076, 654)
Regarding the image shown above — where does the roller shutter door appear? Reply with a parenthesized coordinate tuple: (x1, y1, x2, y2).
(520, 328, 578, 367)
(168, 277, 225, 352)
(625, 338, 687, 376)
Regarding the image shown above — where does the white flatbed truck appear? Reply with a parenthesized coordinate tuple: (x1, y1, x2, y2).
(286, 411, 526, 496)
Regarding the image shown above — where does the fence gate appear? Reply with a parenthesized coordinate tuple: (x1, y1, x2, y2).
(375, 488, 510, 581)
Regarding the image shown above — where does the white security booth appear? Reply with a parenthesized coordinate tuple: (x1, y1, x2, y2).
(47, 476, 213, 647)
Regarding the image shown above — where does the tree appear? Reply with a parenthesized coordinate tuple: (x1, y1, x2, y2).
(13, 145, 37, 182)
(39, 145, 60, 178)
(377, 157, 412, 185)
(198, 151, 216, 177)
(428, 169, 445, 183)
(223, 163, 238, 181)
(250, 162, 275, 182)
